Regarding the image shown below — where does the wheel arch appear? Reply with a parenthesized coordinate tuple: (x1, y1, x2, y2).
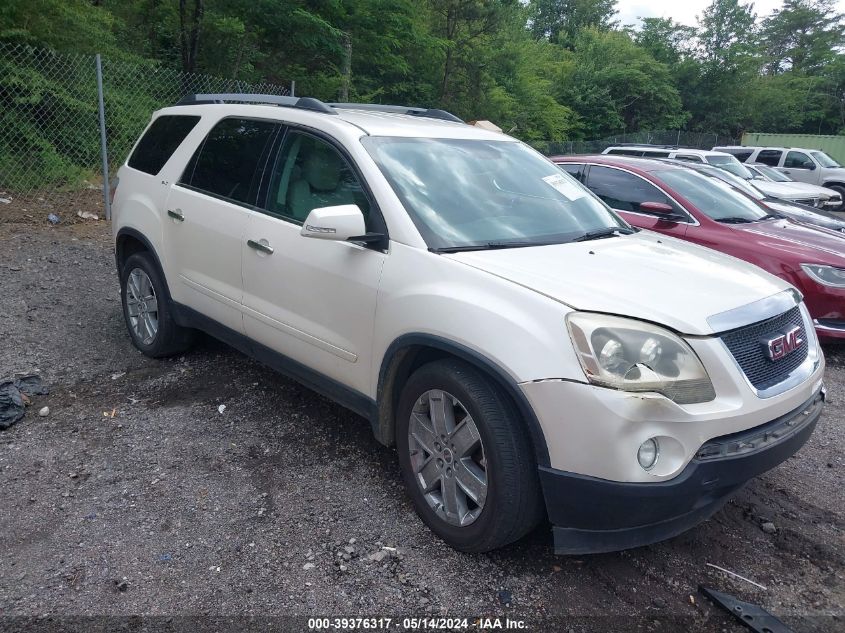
(821, 180, 845, 189)
(375, 334, 551, 467)
(115, 227, 173, 303)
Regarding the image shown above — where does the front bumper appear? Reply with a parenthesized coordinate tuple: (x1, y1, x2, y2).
(541, 389, 824, 554)
(778, 269, 845, 342)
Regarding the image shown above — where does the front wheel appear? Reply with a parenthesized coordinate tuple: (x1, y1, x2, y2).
(396, 359, 543, 552)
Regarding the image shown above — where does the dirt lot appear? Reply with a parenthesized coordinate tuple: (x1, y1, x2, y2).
(1, 207, 843, 632)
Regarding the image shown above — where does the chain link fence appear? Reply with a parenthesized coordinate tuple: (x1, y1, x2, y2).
(546, 130, 741, 156)
(0, 42, 290, 222)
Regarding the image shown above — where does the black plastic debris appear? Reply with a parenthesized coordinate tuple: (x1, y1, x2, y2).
(0, 374, 49, 430)
(0, 381, 26, 429)
(15, 374, 49, 396)
(699, 586, 794, 633)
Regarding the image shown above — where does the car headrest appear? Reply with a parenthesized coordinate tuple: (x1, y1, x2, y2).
(302, 147, 342, 192)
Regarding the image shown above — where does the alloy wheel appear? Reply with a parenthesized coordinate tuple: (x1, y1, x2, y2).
(407, 389, 488, 527)
(125, 268, 159, 345)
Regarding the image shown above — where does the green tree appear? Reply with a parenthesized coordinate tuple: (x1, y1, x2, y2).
(528, 0, 617, 47)
(633, 17, 696, 66)
(761, 0, 845, 75)
(557, 28, 687, 138)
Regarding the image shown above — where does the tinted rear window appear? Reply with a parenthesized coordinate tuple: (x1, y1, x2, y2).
(180, 118, 278, 205)
(756, 149, 782, 166)
(725, 149, 753, 161)
(128, 115, 200, 175)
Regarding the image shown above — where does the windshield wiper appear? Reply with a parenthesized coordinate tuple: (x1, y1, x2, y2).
(716, 217, 754, 224)
(758, 213, 782, 221)
(430, 240, 561, 253)
(572, 226, 637, 242)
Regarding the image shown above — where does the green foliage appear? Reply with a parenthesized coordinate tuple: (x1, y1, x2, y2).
(559, 29, 687, 138)
(2, 0, 845, 193)
(528, 0, 617, 47)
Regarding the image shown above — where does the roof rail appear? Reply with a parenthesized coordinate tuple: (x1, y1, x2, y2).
(174, 94, 463, 123)
(175, 93, 336, 114)
(612, 143, 681, 149)
(326, 103, 464, 123)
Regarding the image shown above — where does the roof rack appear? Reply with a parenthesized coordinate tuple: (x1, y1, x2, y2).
(176, 93, 336, 114)
(612, 143, 682, 149)
(174, 94, 463, 123)
(326, 103, 463, 123)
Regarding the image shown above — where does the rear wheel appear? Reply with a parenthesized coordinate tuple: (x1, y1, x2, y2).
(396, 359, 543, 552)
(120, 252, 194, 357)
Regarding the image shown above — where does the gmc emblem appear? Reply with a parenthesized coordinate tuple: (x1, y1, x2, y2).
(763, 326, 803, 361)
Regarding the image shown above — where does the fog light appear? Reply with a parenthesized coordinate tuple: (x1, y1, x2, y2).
(637, 438, 659, 471)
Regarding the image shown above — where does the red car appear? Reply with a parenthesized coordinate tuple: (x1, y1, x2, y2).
(551, 155, 845, 342)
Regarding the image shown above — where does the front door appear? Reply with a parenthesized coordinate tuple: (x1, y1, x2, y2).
(781, 150, 820, 185)
(584, 165, 691, 239)
(241, 129, 386, 395)
(162, 117, 279, 333)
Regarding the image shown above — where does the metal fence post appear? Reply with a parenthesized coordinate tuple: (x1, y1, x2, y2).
(290, 80, 296, 97)
(95, 54, 111, 221)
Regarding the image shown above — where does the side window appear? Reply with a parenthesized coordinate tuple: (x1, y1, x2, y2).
(731, 150, 754, 162)
(642, 150, 670, 158)
(180, 118, 277, 205)
(675, 155, 703, 163)
(558, 163, 584, 182)
(784, 151, 814, 169)
(756, 150, 783, 166)
(128, 115, 200, 175)
(262, 131, 370, 224)
(586, 165, 683, 217)
(606, 149, 643, 156)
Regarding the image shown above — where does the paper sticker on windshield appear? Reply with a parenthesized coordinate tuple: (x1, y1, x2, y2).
(542, 173, 585, 200)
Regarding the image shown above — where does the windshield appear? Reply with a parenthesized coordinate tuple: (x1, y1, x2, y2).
(693, 165, 764, 199)
(659, 169, 770, 222)
(752, 164, 792, 182)
(706, 154, 756, 179)
(362, 137, 628, 250)
(810, 151, 840, 168)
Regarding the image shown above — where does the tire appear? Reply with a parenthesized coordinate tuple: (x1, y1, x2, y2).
(396, 359, 543, 552)
(120, 252, 195, 357)
(826, 184, 845, 213)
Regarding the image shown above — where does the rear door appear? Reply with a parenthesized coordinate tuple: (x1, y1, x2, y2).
(240, 128, 386, 394)
(162, 117, 278, 333)
(584, 165, 691, 238)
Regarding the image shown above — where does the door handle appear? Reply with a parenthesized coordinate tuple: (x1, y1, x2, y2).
(247, 239, 274, 255)
(167, 209, 184, 222)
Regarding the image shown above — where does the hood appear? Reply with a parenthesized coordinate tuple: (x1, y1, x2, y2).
(731, 218, 845, 263)
(445, 232, 790, 335)
(822, 167, 845, 181)
(764, 200, 845, 234)
(774, 181, 838, 198)
(753, 180, 819, 200)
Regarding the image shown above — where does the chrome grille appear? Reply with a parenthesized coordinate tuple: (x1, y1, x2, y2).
(720, 306, 808, 390)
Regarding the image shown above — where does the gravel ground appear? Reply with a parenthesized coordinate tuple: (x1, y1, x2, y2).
(0, 212, 843, 632)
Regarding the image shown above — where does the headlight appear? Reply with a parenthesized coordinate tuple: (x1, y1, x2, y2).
(801, 264, 845, 288)
(566, 313, 715, 404)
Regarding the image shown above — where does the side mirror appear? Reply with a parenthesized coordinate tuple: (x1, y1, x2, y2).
(639, 201, 675, 214)
(301, 204, 366, 241)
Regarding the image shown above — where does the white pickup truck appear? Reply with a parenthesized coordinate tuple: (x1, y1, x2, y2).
(715, 145, 845, 211)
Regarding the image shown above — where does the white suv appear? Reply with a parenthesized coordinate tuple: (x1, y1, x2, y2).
(602, 145, 749, 175)
(112, 94, 825, 555)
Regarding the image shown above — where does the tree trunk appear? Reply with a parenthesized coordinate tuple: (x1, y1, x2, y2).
(340, 32, 352, 101)
(179, 0, 204, 74)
